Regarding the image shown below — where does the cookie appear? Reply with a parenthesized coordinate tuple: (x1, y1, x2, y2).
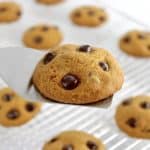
(23, 24, 63, 50)
(0, 88, 41, 127)
(115, 95, 150, 139)
(119, 30, 150, 57)
(71, 6, 108, 27)
(31, 44, 124, 104)
(43, 130, 105, 150)
(0, 2, 22, 23)
(36, 0, 63, 5)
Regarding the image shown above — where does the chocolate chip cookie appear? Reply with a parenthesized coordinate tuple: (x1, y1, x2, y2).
(0, 2, 22, 23)
(119, 30, 150, 57)
(23, 24, 63, 50)
(115, 95, 150, 139)
(71, 6, 108, 27)
(31, 44, 124, 104)
(0, 88, 41, 127)
(43, 130, 105, 150)
(36, 0, 63, 5)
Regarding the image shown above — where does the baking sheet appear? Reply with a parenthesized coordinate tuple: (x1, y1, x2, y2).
(0, 0, 150, 149)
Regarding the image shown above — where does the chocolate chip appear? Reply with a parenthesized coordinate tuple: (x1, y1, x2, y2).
(78, 45, 92, 53)
(0, 7, 7, 12)
(147, 45, 150, 50)
(42, 26, 49, 31)
(88, 10, 95, 16)
(123, 36, 130, 43)
(49, 137, 58, 143)
(137, 34, 145, 39)
(87, 141, 98, 150)
(43, 53, 55, 65)
(122, 99, 131, 106)
(25, 103, 35, 112)
(62, 144, 73, 150)
(74, 12, 81, 17)
(126, 118, 137, 128)
(7, 109, 20, 120)
(2, 93, 14, 102)
(99, 16, 105, 21)
(17, 11, 21, 16)
(61, 74, 80, 90)
(140, 102, 150, 109)
(34, 36, 43, 44)
(99, 62, 109, 71)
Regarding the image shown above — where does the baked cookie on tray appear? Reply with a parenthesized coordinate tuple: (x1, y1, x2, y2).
(115, 95, 150, 139)
(0, 2, 22, 23)
(71, 6, 108, 27)
(36, 0, 63, 5)
(30, 44, 124, 104)
(43, 130, 105, 150)
(119, 30, 150, 57)
(23, 24, 63, 50)
(0, 88, 41, 127)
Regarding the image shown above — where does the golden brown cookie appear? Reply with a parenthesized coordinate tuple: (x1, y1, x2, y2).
(31, 44, 124, 104)
(119, 30, 150, 57)
(36, 0, 63, 5)
(71, 6, 108, 27)
(0, 88, 41, 127)
(43, 130, 105, 150)
(23, 24, 63, 50)
(0, 2, 22, 23)
(115, 95, 150, 139)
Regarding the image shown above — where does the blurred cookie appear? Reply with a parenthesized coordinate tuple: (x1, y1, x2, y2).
(71, 6, 108, 27)
(119, 30, 150, 57)
(115, 95, 150, 139)
(31, 44, 124, 104)
(0, 2, 22, 23)
(0, 88, 41, 127)
(43, 130, 105, 150)
(36, 0, 63, 5)
(23, 24, 63, 50)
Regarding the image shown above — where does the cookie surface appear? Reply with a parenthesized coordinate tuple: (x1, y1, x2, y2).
(23, 24, 63, 50)
(115, 95, 150, 139)
(0, 88, 41, 127)
(32, 44, 124, 104)
(43, 130, 105, 150)
(36, 0, 63, 5)
(119, 30, 150, 57)
(71, 6, 108, 27)
(0, 2, 22, 23)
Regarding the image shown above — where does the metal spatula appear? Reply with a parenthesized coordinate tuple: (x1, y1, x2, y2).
(0, 47, 112, 108)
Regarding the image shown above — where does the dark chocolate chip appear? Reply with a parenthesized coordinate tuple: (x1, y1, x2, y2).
(88, 10, 95, 16)
(2, 93, 14, 102)
(123, 36, 130, 43)
(17, 11, 21, 16)
(87, 141, 98, 150)
(62, 144, 73, 150)
(41, 26, 49, 31)
(140, 102, 150, 109)
(61, 74, 80, 90)
(7, 109, 20, 120)
(49, 137, 58, 143)
(99, 16, 105, 21)
(78, 45, 92, 53)
(99, 62, 109, 71)
(74, 12, 81, 17)
(25, 103, 35, 112)
(0, 7, 7, 12)
(34, 36, 43, 44)
(43, 53, 55, 65)
(137, 34, 145, 39)
(126, 118, 137, 128)
(147, 45, 150, 50)
(122, 99, 131, 106)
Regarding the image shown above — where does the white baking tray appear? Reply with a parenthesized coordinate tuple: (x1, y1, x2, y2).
(0, 0, 150, 149)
